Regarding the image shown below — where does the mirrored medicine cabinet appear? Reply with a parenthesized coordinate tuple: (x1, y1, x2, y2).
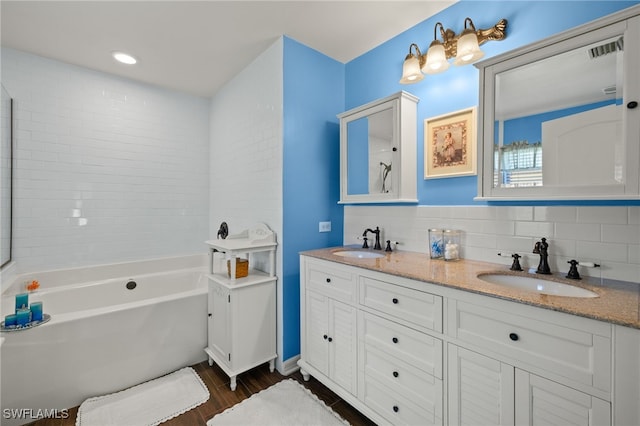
(476, 5, 640, 200)
(338, 91, 419, 204)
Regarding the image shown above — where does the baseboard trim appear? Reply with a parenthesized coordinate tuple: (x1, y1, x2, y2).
(279, 355, 301, 376)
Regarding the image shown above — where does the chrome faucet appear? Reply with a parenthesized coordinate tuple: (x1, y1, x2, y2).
(533, 237, 551, 274)
(362, 227, 382, 250)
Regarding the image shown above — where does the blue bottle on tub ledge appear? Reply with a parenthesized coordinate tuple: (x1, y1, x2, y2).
(4, 314, 17, 327)
(16, 308, 31, 326)
(15, 293, 28, 311)
(30, 302, 43, 322)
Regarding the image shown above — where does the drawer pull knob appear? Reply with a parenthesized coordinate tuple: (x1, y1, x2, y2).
(392, 337, 398, 344)
(323, 334, 328, 340)
(392, 298, 399, 304)
(509, 333, 519, 341)
(393, 405, 399, 413)
(326, 278, 331, 283)
(393, 371, 399, 378)
(327, 337, 333, 342)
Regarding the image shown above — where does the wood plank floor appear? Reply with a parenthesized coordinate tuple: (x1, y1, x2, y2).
(27, 361, 377, 426)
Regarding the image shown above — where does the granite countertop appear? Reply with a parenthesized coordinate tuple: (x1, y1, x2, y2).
(301, 247, 640, 330)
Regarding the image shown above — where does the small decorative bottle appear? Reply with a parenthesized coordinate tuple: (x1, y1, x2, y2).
(443, 229, 461, 261)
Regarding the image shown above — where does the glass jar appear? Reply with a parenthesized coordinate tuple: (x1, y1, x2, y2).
(443, 229, 461, 261)
(428, 229, 444, 259)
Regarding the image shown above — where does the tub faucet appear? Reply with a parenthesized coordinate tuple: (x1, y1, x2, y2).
(363, 227, 382, 250)
(533, 237, 551, 275)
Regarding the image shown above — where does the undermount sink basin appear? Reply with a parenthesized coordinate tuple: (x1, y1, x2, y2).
(334, 250, 384, 259)
(477, 273, 598, 298)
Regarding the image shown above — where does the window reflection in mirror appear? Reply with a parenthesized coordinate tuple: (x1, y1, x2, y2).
(493, 35, 623, 189)
(1, 85, 12, 268)
(346, 108, 394, 196)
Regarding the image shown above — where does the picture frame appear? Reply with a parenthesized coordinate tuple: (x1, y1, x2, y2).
(424, 106, 477, 179)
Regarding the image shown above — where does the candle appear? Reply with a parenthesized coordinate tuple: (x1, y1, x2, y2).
(4, 314, 17, 327)
(30, 301, 43, 322)
(15, 293, 29, 311)
(16, 308, 31, 326)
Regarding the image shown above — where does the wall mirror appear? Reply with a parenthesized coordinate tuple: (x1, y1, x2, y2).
(338, 91, 419, 204)
(476, 8, 640, 200)
(1, 84, 13, 267)
(345, 107, 394, 196)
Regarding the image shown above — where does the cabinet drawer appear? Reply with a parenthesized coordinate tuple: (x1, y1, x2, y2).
(360, 311, 442, 378)
(359, 276, 443, 332)
(362, 375, 443, 426)
(448, 299, 611, 393)
(361, 344, 440, 409)
(306, 260, 356, 303)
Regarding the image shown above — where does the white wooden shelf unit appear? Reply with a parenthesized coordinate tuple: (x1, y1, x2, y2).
(203, 223, 277, 391)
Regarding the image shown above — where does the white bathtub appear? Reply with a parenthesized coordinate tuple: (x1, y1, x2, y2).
(0, 260, 208, 426)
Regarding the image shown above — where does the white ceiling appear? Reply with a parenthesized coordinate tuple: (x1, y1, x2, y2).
(1, 1, 457, 98)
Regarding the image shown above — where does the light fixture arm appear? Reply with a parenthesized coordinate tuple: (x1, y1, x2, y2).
(406, 43, 425, 68)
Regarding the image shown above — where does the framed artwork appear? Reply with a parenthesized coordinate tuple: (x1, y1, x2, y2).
(424, 107, 477, 179)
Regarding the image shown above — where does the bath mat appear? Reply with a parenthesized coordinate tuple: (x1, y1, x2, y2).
(207, 379, 349, 426)
(76, 367, 209, 426)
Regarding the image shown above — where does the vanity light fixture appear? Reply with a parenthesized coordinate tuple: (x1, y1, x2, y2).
(400, 17, 507, 84)
(112, 51, 137, 65)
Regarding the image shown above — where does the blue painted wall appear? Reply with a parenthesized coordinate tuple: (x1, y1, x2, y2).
(345, 0, 640, 206)
(282, 37, 344, 360)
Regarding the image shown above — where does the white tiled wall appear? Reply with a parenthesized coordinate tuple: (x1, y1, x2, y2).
(208, 38, 283, 253)
(2, 48, 210, 274)
(345, 205, 640, 283)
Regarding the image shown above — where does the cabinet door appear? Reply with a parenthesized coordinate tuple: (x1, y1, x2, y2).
(448, 345, 515, 426)
(208, 280, 230, 366)
(515, 370, 611, 426)
(305, 291, 330, 376)
(328, 298, 358, 394)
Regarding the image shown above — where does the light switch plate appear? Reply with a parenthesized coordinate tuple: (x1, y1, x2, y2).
(319, 221, 331, 233)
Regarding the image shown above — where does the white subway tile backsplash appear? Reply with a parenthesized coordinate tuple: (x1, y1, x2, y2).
(480, 220, 515, 236)
(602, 224, 640, 244)
(345, 205, 640, 283)
(496, 206, 533, 221)
(534, 206, 577, 223)
(555, 222, 601, 241)
(514, 221, 554, 238)
(629, 244, 640, 264)
(629, 207, 640, 225)
(577, 241, 628, 263)
(577, 206, 628, 224)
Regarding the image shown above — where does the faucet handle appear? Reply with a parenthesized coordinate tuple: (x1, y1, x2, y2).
(510, 253, 523, 271)
(498, 252, 523, 271)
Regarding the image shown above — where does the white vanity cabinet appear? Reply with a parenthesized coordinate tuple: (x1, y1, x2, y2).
(475, 5, 640, 200)
(338, 91, 419, 204)
(204, 223, 277, 391)
(299, 253, 640, 426)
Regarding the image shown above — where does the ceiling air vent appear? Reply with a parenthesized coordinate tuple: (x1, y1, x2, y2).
(589, 36, 624, 59)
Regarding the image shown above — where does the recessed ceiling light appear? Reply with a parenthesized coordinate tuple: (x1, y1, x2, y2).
(112, 51, 137, 65)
